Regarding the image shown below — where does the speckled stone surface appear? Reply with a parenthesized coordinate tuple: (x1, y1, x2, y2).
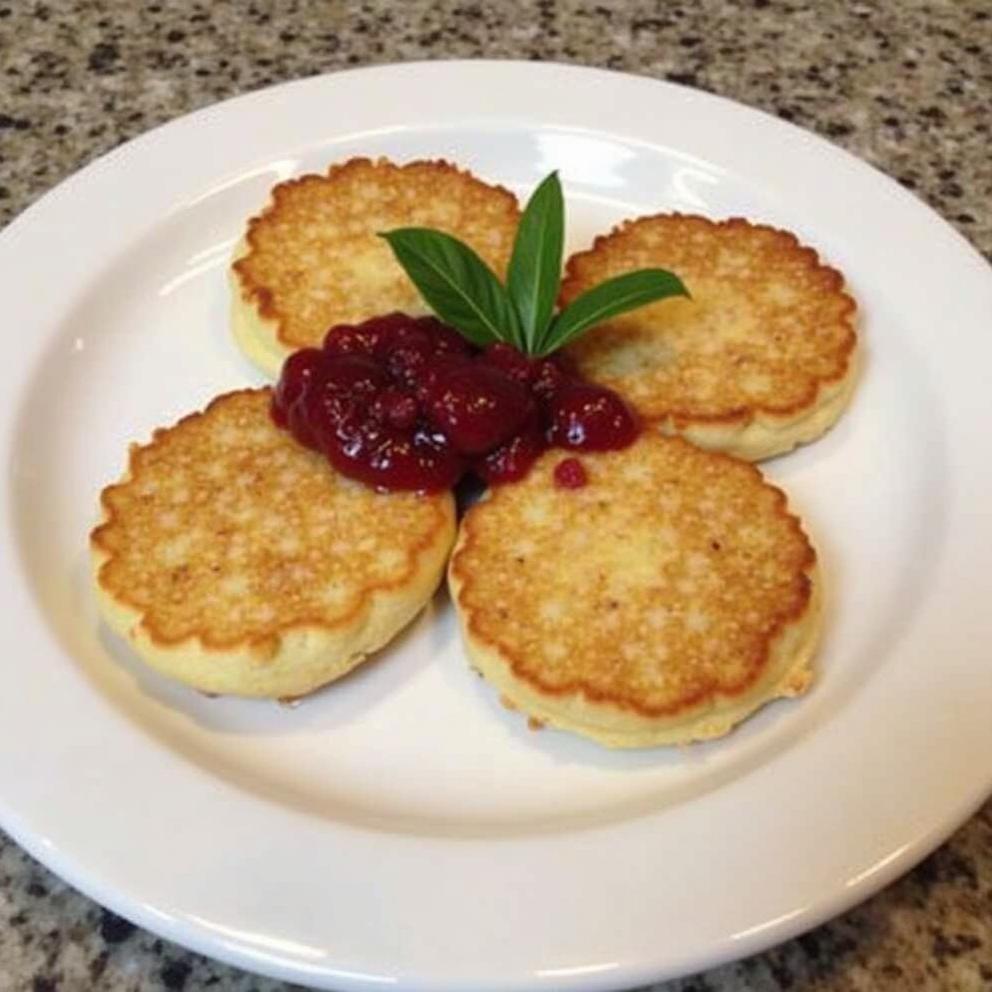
(1, 2, 990, 991)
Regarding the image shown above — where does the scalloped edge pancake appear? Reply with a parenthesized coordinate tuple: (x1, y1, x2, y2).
(230, 157, 521, 377)
(91, 389, 455, 698)
(448, 436, 822, 748)
(560, 214, 858, 461)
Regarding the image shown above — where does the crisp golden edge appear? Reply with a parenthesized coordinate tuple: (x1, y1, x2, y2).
(447, 449, 823, 748)
(229, 157, 520, 379)
(560, 213, 860, 461)
(229, 237, 291, 379)
(90, 389, 457, 698)
(450, 554, 821, 748)
(664, 348, 860, 460)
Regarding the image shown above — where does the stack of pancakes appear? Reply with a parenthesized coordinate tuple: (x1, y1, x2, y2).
(92, 158, 857, 747)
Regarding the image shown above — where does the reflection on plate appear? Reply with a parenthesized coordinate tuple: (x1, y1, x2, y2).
(1, 61, 991, 992)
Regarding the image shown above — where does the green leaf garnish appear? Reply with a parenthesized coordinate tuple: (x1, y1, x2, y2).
(506, 171, 565, 353)
(381, 173, 689, 357)
(378, 228, 520, 348)
(537, 268, 689, 356)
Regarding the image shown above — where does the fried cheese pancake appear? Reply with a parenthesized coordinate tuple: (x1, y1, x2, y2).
(561, 215, 858, 460)
(449, 435, 821, 747)
(91, 389, 455, 698)
(231, 157, 521, 377)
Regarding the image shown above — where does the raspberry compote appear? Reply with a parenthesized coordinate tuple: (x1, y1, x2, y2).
(270, 312, 638, 492)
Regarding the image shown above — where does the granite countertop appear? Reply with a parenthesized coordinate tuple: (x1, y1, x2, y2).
(1, 1, 990, 990)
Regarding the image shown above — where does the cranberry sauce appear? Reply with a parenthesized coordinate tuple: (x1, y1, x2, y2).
(270, 313, 638, 491)
(553, 457, 589, 490)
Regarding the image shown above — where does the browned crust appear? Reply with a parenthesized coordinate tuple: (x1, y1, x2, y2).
(559, 213, 858, 429)
(232, 157, 520, 350)
(91, 388, 452, 653)
(450, 436, 816, 719)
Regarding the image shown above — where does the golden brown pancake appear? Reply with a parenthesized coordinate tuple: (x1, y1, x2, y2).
(560, 214, 858, 460)
(449, 435, 821, 747)
(91, 389, 455, 698)
(231, 157, 521, 376)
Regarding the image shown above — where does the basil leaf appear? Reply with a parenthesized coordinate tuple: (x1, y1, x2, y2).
(506, 171, 565, 351)
(538, 269, 689, 355)
(379, 228, 519, 347)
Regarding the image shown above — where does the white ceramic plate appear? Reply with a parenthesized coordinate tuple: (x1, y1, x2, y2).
(2, 61, 991, 992)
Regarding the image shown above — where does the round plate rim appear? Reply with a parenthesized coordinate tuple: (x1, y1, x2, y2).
(1, 59, 991, 992)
